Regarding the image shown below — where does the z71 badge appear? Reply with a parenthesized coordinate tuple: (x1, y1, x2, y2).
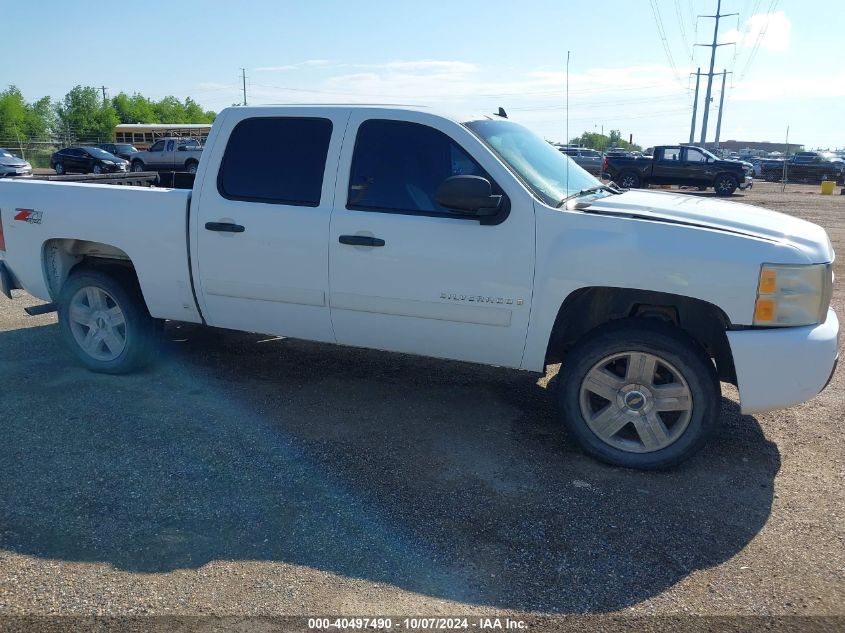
(14, 208, 42, 224)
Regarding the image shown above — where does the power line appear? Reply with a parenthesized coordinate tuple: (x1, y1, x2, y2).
(738, 0, 780, 80)
(674, 0, 695, 62)
(648, 0, 683, 86)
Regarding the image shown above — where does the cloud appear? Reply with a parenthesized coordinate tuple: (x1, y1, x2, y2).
(723, 10, 791, 52)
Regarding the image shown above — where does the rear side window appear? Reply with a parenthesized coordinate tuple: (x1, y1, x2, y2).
(348, 119, 494, 214)
(219, 117, 333, 206)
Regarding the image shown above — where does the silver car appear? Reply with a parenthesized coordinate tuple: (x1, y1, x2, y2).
(0, 148, 32, 178)
(557, 146, 603, 176)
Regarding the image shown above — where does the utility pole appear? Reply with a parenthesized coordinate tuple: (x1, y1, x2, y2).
(696, 0, 737, 146)
(714, 69, 731, 149)
(689, 68, 701, 144)
(99, 86, 108, 103)
(241, 68, 248, 106)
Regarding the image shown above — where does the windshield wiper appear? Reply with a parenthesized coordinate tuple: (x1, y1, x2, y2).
(556, 183, 621, 208)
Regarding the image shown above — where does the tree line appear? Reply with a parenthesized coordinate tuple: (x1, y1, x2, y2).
(567, 129, 642, 152)
(0, 85, 216, 144)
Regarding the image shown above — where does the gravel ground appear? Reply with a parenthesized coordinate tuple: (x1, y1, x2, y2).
(0, 182, 842, 626)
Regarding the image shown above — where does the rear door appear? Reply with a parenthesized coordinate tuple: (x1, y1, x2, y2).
(192, 108, 347, 342)
(652, 147, 686, 184)
(327, 111, 535, 368)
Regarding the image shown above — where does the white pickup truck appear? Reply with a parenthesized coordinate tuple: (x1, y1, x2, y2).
(0, 105, 838, 469)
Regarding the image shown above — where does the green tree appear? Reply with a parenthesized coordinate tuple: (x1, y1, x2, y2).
(0, 86, 55, 142)
(0, 86, 29, 140)
(569, 129, 642, 152)
(56, 85, 118, 142)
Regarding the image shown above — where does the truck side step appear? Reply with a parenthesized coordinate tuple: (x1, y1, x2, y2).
(25, 302, 57, 316)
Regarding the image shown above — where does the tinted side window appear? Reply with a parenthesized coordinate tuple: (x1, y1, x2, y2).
(166, 140, 175, 152)
(685, 149, 706, 162)
(348, 119, 493, 214)
(219, 117, 332, 206)
(149, 141, 165, 152)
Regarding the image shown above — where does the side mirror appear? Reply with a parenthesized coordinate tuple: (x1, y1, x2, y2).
(435, 175, 501, 215)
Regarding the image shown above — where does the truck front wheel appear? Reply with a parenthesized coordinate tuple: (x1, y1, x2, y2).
(131, 160, 145, 173)
(58, 268, 160, 374)
(557, 319, 719, 469)
(714, 174, 738, 196)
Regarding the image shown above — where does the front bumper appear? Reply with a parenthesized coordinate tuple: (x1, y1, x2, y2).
(739, 175, 753, 190)
(0, 166, 32, 177)
(727, 308, 839, 414)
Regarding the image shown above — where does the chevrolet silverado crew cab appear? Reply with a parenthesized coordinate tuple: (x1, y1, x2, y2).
(0, 105, 838, 469)
(605, 145, 753, 195)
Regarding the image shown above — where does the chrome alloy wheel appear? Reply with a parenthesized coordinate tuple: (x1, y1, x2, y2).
(579, 351, 693, 453)
(68, 286, 127, 362)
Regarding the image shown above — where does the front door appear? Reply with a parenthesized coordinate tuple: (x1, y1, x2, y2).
(682, 147, 717, 186)
(193, 109, 347, 343)
(328, 111, 535, 368)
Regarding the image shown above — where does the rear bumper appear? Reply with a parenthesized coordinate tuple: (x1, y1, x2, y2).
(727, 309, 839, 414)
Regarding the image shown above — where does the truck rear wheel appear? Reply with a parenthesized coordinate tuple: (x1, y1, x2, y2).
(557, 319, 719, 469)
(618, 172, 641, 188)
(58, 268, 160, 374)
(714, 174, 738, 196)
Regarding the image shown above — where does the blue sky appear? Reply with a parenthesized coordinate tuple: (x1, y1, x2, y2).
(5, 0, 843, 149)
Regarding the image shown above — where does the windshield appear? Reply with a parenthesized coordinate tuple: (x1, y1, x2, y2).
(464, 119, 600, 206)
(0, 149, 13, 158)
(86, 147, 117, 159)
(116, 144, 137, 152)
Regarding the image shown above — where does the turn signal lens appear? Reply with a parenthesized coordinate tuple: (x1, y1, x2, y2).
(758, 269, 777, 294)
(754, 299, 776, 322)
(753, 263, 830, 327)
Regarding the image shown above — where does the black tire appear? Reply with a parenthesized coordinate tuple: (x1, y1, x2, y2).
(131, 160, 145, 173)
(557, 319, 719, 470)
(618, 172, 641, 189)
(54, 162, 65, 175)
(92, 163, 103, 175)
(697, 186, 707, 191)
(57, 267, 160, 374)
(185, 160, 198, 174)
(714, 173, 738, 196)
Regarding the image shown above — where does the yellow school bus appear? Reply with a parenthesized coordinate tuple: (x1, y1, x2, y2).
(113, 124, 212, 149)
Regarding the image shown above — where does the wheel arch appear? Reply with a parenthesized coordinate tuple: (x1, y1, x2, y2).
(42, 238, 146, 308)
(544, 286, 736, 384)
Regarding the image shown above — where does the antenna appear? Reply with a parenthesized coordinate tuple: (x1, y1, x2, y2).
(565, 50, 570, 192)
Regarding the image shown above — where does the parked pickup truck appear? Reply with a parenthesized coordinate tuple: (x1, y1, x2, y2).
(0, 105, 838, 469)
(129, 137, 203, 174)
(605, 145, 753, 195)
(760, 152, 845, 184)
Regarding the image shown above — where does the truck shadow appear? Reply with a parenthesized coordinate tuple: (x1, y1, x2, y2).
(0, 321, 780, 613)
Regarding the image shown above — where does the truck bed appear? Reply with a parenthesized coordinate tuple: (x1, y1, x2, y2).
(0, 179, 202, 324)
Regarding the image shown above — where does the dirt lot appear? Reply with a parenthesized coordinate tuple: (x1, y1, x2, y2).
(0, 182, 842, 625)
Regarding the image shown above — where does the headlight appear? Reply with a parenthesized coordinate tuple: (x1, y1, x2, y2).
(754, 263, 834, 327)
